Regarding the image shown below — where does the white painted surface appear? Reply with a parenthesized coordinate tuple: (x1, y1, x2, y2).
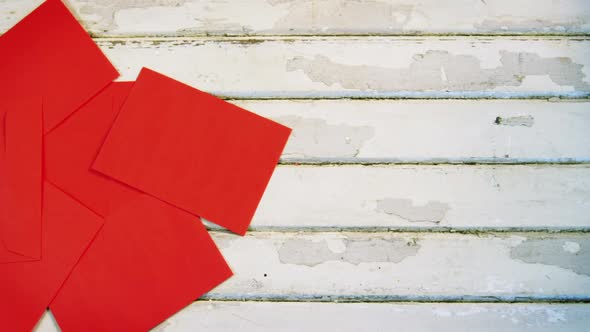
(4, 0, 590, 36)
(236, 99, 590, 163)
(206, 231, 590, 300)
(248, 165, 590, 229)
(34, 303, 590, 332)
(96, 37, 590, 98)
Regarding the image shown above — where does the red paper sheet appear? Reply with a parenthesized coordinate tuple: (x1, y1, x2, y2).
(46, 81, 231, 330)
(93, 68, 291, 235)
(0, 182, 102, 331)
(51, 194, 232, 331)
(45, 82, 139, 217)
(0, 0, 118, 133)
(0, 99, 42, 263)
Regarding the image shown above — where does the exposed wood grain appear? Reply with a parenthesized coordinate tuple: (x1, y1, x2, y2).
(4, 0, 590, 36)
(34, 303, 590, 332)
(240, 165, 590, 230)
(235, 99, 590, 163)
(95, 37, 590, 98)
(205, 231, 590, 301)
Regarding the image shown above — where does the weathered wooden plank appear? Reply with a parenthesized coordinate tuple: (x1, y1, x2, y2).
(236, 99, 590, 163)
(4, 1, 590, 36)
(243, 165, 590, 230)
(205, 232, 590, 301)
(97, 37, 590, 98)
(35, 303, 590, 332)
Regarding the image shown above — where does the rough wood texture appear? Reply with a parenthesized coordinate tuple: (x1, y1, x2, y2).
(237, 99, 590, 163)
(4, 0, 590, 36)
(206, 231, 590, 301)
(245, 165, 590, 230)
(34, 303, 590, 332)
(96, 37, 590, 98)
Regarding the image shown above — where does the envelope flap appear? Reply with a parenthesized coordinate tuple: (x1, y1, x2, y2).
(0, 99, 43, 263)
(0, 0, 118, 133)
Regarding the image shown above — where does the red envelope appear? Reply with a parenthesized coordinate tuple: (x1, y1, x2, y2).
(0, 182, 102, 331)
(46, 81, 231, 330)
(0, 99, 43, 263)
(45, 82, 139, 217)
(0, 0, 118, 133)
(93, 68, 291, 235)
(50, 194, 232, 332)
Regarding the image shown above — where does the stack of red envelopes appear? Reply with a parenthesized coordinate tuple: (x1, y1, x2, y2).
(0, 1, 291, 331)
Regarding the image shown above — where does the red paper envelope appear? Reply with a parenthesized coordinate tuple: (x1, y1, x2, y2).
(0, 99, 42, 263)
(46, 82, 231, 330)
(93, 68, 291, 235)
(45, 82, 139, 217)
(50, 194, 232, 332)
(0, 182, 102, 331)
(0, 0, 118, 133)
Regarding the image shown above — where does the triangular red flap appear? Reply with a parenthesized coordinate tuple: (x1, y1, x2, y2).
(45, 82, 139, 217)
(92, 68, 292, 235)
(50, 194, 232, 331)
(0, 0, 118, 133)
(0, 98, 42, 263)
(0, 182, 103, 331)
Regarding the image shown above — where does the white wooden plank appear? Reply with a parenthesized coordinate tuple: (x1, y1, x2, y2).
(4, 0, 590, 36)
(151, 302, 590, 332)
(97, 37, 590, 98)
(244, 165, 590, 230)
(34, 303, 590, 332)
(236, 99, 590, 163)
(206, 232, 590, 300)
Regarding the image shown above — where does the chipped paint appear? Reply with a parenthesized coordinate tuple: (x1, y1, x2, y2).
(510, 237, 590, 275)
(6, 0, 589, 36)
(240, 99, 590, 164)
(275, 115, 374, 158)
(74, 0, 191, 33)
(494, 115, 535, 127)
(376, 198, 449, 223)
(563, 241, 582, 254)
(277, 237, 420, 267)
(250, 165, 590, 229)
(474, 18, 584, 34)
(286, 51, 590, 92)
(211, 231, 590, 301)
(269, 0, 415, 34)
(211, 233, 240, 249)
(94, 37, 590, 98)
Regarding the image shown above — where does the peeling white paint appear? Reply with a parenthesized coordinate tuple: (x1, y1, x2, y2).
(228, 100, 590, 163)
(4, 0, 590, 36)
(95, 37, 590, 99)
(563, 241, 582, 254)
(253, 165, 590, 229)
(210, 232, 590, 298)
(325, 238, 346, 254)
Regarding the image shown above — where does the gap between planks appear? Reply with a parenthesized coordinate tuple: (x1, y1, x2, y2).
(86, 33, 590, 38)
(198, 295, 590, 304)
(206, 226, 590, 234)
(93, 35, 590, 42)
(4, 31, 590, 38)
(277, 161, 590, 165)
(93, 33, 590, 42)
